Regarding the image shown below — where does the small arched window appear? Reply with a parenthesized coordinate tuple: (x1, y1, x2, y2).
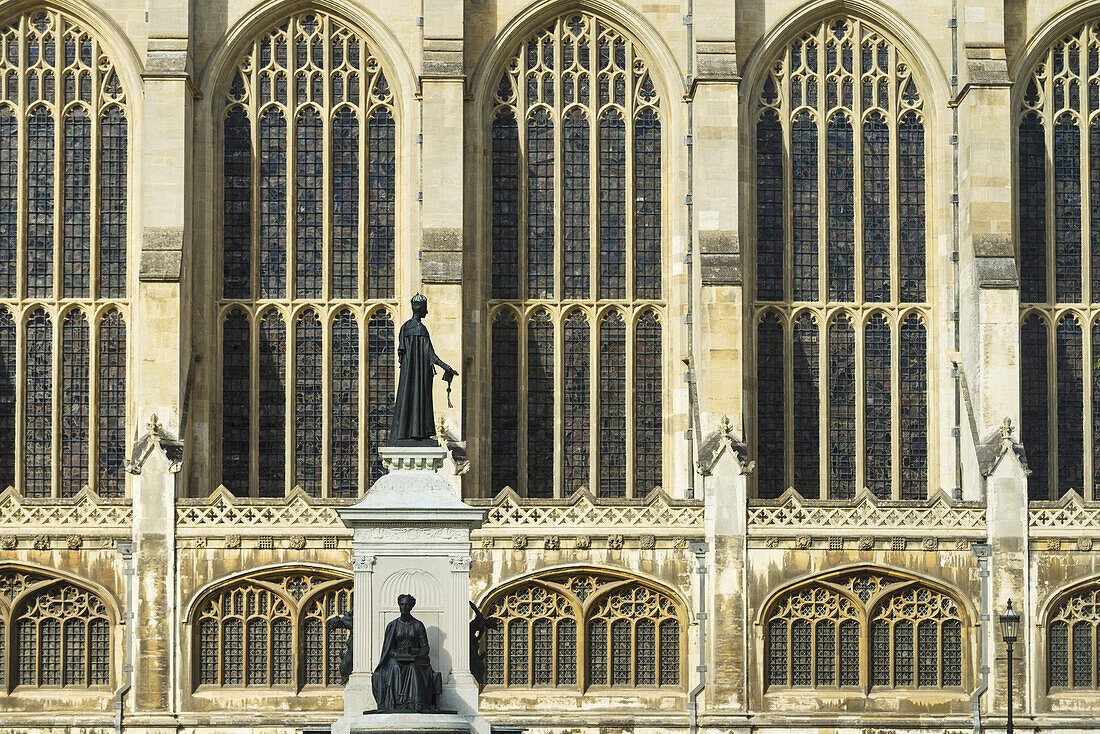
(217, 12, 397, 497)
(764, 571, 965, 692)
(752, 18, 929, 500)
(0, 567, 113, 690)
(483, 570, 683, 691)
(1018, 22, 1100, 500)
(1048, 582, 1100, 689)
(192, 568, 350, 690)
(486, 13, 664, 499)
(0, 8, 129, 497)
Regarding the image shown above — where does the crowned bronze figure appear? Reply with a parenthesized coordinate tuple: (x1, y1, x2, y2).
(371, 594, 443, 712)
(388, 294, 458, 445)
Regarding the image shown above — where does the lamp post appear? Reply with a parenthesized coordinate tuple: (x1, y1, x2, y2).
(1000, 600, 1021, 734)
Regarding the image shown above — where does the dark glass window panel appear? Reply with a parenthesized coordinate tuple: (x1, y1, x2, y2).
(871, 619, 889, 686)
(756, 312, 785, 498)
(532, 618, 553, 685)
(917, 619, 938, 686)
(1022, 315, 1050, 500)
(1073, 621, 1093, 687)
(659, 619, 679, 686)
(63, 619, 85, 686)
(898, 113, 926, 302)
(222, 619, 243, 685)
(563, 108, 590, 299)
(16, 620, 35, 685)
(25, 308, 52, 496)
(99, 108, 127, 298)
(827, 113, 855, 301)
(634, 109, 661, 299)
(40, 618, 60, 685)
(1092, 122, 1100, 299)
(862, 113, 889, 302)
(508, 620, 529, 685)
(0, 310, 13, 489)
(222, 107, 252, 299)
(61, 309, 89, 497)
(0, 107, 14, 296)
(222, 309, 250, 491)
(199, 618, 218, 685)
(839, 619, 860, 686)
(610, 618, 631, 686)
(295, 109, 323, 299)
(491, 310, 519, 493)
(557, 618, 577, 685)
(756, 110, 783, 301)
(563, 310, 590, 492)
(272, 617, 292, 685)
(331, 309, 359, 497)
(27, 107, 54, 299)
(97, 309, 126, 496)
(259, 108, 287, 298)
(900, 314, 928, 499)
(1057, 316, 1084, 496)
(828, 314, 856, 498)
(367, 311, 394, 484)
(294, 309, 323, 495)
(767, 620, 788, 686)
(942, 619, 962, 686)
(491, 109, 520, 300)
(527, 109, 555, 298)
(635, 619, 655, 685)
(246, 619, 268, 686)
(527, 310, 554, 497)
(893, 621, 914, 686)
(367, 109, 395, 299)
(1019, 114, 1047, 303)
(63, 107, 91, 298)
(1051, 620, 1070, 687)
(303, 617, 323, 685)
(332, 109, 358, 299)
(257, 310, 286, 497)
(485, 622, 505, 686)
(815, 620, 835, 686)
(791, 619, 811, 685)
(588, 619, 607, 685)
(1092, 323, 1100, 494)
(598, 311, 626, 498)
(1054, 116, 1083, 302)
(635, 310, 662, 494)
(599, 109, 626, 299)
(792, 112, 818, 301)
(865, 313, 891, 498)
(792, 313, 820, 496)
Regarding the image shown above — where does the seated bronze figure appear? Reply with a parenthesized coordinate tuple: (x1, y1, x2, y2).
(372, 594, 443, 712)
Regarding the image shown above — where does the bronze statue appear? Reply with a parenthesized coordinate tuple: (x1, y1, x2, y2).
(371, 594, 443, 712)
(469, 601, 501, 688)
(388, 294, 458, 445)
(326, 609, 354, 685)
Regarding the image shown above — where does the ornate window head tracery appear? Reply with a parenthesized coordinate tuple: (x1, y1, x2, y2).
(0, 567, 113, 690)
(1047, 582, 1100, 689)
(192, 568, 350, 691)
(752, 18, 930, 501)
(217, 11, 397, 498)
(486, 13, 664, 499)
(1018, 22, 1100, 500)
(0, 8, 129, 497)
(764, 570, 965, 692)
(482, 570, 683, 692)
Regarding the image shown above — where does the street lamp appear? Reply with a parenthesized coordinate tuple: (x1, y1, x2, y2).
(1000, 600, 1021, 734)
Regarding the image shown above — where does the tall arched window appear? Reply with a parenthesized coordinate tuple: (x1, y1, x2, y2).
(0, 566, 113, 690)
(192, 568, 350, 690)
(487, 13, 664, 499)
(218, 12, 396, 497)
(764, 570, 964, 692)
(752, 18, 929, 500)
(482, 570, 682, 691)
(1048, 582, 1100, 690)
(0, 9, 129, 497)
(1018, 23, 1100, 500)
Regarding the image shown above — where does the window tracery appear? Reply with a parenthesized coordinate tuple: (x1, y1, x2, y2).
(0, 8, 129, 497)
(765, 571, 965, 692)
(1048, 583, 1100, 689)
(1017, 22, 1100, 499)
(218, 12, 397, 497)
(486, 13, 664, 499)
(483, 570, 683, 691)
(192, 568, 350, 691)
(752, 18, 929, 500)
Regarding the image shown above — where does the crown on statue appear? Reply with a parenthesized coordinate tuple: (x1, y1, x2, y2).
(411, 293, 427, 305)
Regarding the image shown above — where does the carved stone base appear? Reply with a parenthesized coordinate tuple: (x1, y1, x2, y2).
(335, 711, 485, 734)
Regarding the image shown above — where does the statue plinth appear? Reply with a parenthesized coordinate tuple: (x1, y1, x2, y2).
(333, 445, 488, 734)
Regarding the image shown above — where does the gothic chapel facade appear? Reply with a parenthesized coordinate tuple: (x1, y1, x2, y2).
(0, 0, 1097, 731)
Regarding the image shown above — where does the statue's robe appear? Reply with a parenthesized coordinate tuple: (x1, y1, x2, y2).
(389, 317, 449, 443)
(371, 615, 441, 712)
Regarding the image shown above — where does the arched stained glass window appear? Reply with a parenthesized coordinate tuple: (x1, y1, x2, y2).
(218, 12, 397, 497)
(1016, 23, 1100, 499)
(0, 9, 129, 497)
(752, 18, 929, 499)
(487, 13, 664, 498)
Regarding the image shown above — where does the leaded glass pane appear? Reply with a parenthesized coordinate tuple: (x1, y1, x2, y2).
(1058, 316, 1085, 495)
(1073, 621, 1093, 687)
(532, 618, 553, 685)
(295, 109, 323, 299)
(367, 109, 395, 299)
(865, 313, 891, 498)
(295, 310, 322, 495)
(634, 310, 662, 494)
(1092, 121, 1100, 299)
(898, 113, 926, 302)
(871, 620, 889, 686)
(303, 617, 324, 685)
(222, 309, 250, 491)
(61, 310, 89, 496)
(0, 309, 14, 488)
(563, 311, 589, 492)
(757, 312, 785, 497)
(768, 619, 788, 686)
(900, 315, 928, 499)
(599, 110, 626, 299)
(508, 620, 529, 685)
(257, 310, 286, 496)
(222, 107, 251, 299)
(259, 108, 287, 298)
(63, 619, 85, 686)
(634, 109, 661, 299)
(791, 112, 818, 301)
(791, 619, 811, 685)
(893, 621, 914, 686)
(222, 619, 243, 685)
(25, 309, 52, 496)
(588, 619, 607, 685)
(491, 311, 519, 493)
(486, 624, 505, 686)
(97, 309, 126, 496)
(1055, 115, 1083, 302)
(862, 113, 889, 301)
(17, 619, 35, 685)
(793, 313, 820, 496)
(827, 113, 854, 301)
(1020, 113, 1047, 303)
(828, 314, 856, 498)
(89, 617, 108, 686)
(199, 618, 219, 686)
(27, 107, 54, 299)
(1051, 620, 1070, 687)
(941, 619, 961, 686)
(610, 618, 631, 686)
(528, 109, 554, 298)
(563, 108, 590, 299)
(916, 619, 938, 686)
(659, 619, 679, 686)
(99, 108, 127, 298)
(0, 106, 15, 296)
(839, 618, 859, 686)
(599, 311, 626, 498)
(367, 311, 395, 484)
(815, 620, 835, 686)
(331, 109, 358, 299)
(491, 110, 519, 300)
(272, 617, 292, 685)
(1022, 315, 1050, 500)
(527, 310, 554, 496)
(632, 619, 655, 686)
(63, 107, 91, 298)
(40, 619, 60, 686)
(247, 619, 268, 685)
(331, 309, 358, 497)
(756, 110, 783, 301)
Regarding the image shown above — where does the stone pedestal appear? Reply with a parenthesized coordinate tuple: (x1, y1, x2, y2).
(332, 446, 488, 734)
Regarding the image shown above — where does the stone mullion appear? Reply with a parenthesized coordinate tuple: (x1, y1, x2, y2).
(285, 309, 297, 494)
(818, 307, 829, 498)
(357, 41, 367, 303)
(625, 44, 636, 303)
(1085, 309, 1095, 500)
(1083, 38, 1093, 308)
(356, 307, 367, 497)
(588, 305, 598, 494)
(518, 310, 529, 497)
(889, 86, 902, 499)
(249, 306, 259, 497)
(320, 306, 332, 498)
(89, 39, 101, 303)
(553, 308, 563, 498)
(248, 42, 261, 305)
(1047, 309, 1058, 500)
(50, 306, 60, 497)
(321, 15, 332, 304)
(87, 310, 99, 493)
(552, 23, 563, 304)
(816, 25, 828, 307)
(890, 310, 901, 499)
(625, 307, 635, 497)
(51, 30, 62, 303)
(518, 55, 530, 305)
(782, 312, 793, 494)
